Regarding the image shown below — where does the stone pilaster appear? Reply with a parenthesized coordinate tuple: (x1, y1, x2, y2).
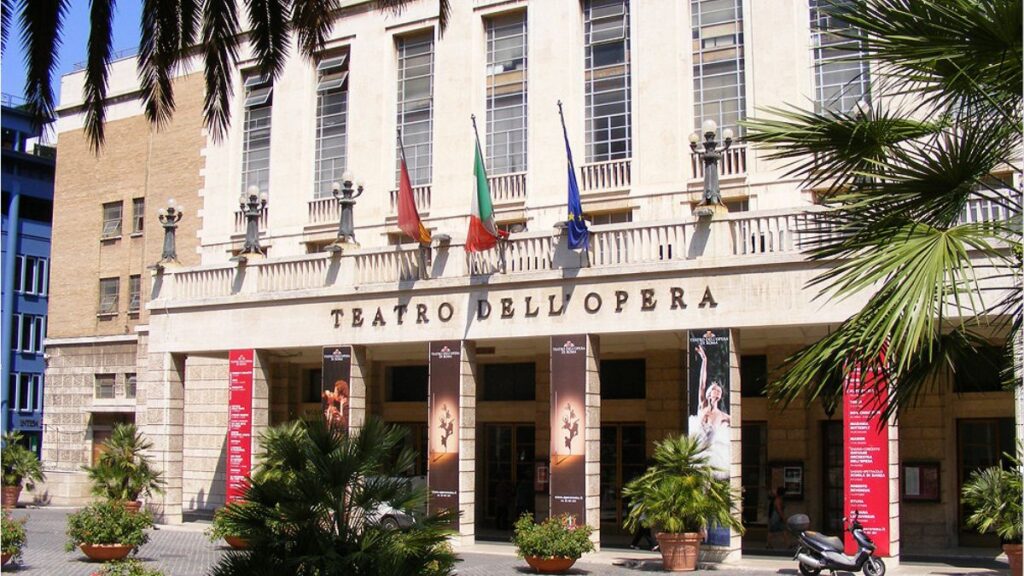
(457, 341, 477, 543)
(724, 329, 742, 563)
(886, 414, 901, 565)
(181, 354, 229, 514)
(145, 352, 185, 523)
(584, 334, 601, 549)
(252, 351, 272, 462)
(348, 346, 369, 432)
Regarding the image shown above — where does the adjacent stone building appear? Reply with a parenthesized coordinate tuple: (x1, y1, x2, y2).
(42, 0, 1018, 562)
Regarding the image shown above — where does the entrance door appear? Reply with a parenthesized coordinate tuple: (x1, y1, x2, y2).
(483, 424, 535, 532)
(600, 424, 646, 533)
(822, 421, 844, 535)
(958, 418, 1015, 546)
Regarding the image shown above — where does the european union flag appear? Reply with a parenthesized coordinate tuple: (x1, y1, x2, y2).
(559, 102, 589, 250)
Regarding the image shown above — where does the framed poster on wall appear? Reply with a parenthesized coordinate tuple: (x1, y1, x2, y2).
(902, 462, 940, 502)
(770, 462, 804, 500)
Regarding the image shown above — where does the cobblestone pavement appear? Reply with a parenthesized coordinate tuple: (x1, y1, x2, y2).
(3, 508, 1007, 576)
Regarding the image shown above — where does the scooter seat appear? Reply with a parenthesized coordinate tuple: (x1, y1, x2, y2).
(803, 531, 844, 552)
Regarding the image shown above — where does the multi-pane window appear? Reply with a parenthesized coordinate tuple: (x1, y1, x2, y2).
(95, 374, 116, 399)
(98, 277, 119, 314)
(128, 275, 141, 313)
(102, 201, 123, 238)
(810, 0, 870, 113)
(242, 72, 273, 194)
(131, 198, 145, 233)
(314, 54, 350, 198)
(8, 373, 41, 412)
(586, 210, 632, 225)
(584, 0, 632, 162)
(13, 255, 48, 295)
(396, 34, 434, 187)
(126, 374, 138, 399)
(486, 13, 528, 175)
(692, 0, 746, 136)
(12, 314, 44, 354)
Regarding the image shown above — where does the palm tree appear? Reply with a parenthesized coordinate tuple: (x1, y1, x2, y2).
(742, 0, 1022, 417)
(83, 423, 165, 503)
(0, 0, 449, 150)
(208, 417, 457, 576)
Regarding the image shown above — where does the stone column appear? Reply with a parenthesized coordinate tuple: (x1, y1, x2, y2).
(348, 346, 369, 432)
(724, 329, 742, 563)
(144, 352, 185, 524)
(252, 351, 272, 462)
(458, 341, 477, 544)
(584, 334, 601, 549)
(886, 414, 901, 566)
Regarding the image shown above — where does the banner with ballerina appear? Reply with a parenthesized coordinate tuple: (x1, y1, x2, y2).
(321, 346, 352, 430)
(550, 335, 587, 525)
(428, 341, 462, 528)
(688, 329, 732, 546)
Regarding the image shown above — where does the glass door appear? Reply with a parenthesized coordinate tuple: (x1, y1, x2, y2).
(483, 424, 535, 534)
(822, 420, 844, 535)
(600, 424, 646, 534)
(958, 418, 1015, 546)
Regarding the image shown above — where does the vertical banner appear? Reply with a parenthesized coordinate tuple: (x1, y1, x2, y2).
(322, 346, 352, 429)
(550, 335, 587, 524)
(687, 329, 732, 546)
(226, 349, 255, 503)
(428, 341, 461, 528)
(844, 364, 891, 556)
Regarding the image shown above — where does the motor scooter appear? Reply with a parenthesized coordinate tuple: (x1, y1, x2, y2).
(788, 511, 885, 576)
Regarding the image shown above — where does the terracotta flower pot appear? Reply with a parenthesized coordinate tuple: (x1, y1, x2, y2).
(524, 556, 577, 574)
(1003, 543, 1022, 576)
(656, 532, 702, 572)
(1, 486, 21, 509)
(224, 536, 248, 549)
(1, 552, 12, 566)
(122, 500, 143, 514)
(79, 543, 134, 562)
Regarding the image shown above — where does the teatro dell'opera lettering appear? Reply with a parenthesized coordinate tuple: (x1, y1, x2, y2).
(329, 285, 718, 328)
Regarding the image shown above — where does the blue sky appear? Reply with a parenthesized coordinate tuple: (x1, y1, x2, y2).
(2, 1, 142, 107)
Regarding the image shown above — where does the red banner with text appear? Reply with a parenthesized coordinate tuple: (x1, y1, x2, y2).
(226, 349, 254, 503)
(843, 364, 890, 556)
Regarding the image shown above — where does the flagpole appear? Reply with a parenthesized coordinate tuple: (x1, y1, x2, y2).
(471, 114, 507, 272)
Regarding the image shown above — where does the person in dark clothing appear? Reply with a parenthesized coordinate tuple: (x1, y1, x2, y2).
(628, 498, 657, 550)
(767, 486, 786, 549)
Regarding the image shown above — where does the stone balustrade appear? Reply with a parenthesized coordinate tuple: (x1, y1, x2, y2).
(233, 207, 269, 234)
(488, 172, 527, 204)
(580, 158, 631, 192)
(307, 196, 339, 227)
(690, 144, 747, 179)
(388, 185, 432, 215)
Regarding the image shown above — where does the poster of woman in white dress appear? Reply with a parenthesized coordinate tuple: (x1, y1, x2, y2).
(688, 329, 732, 546)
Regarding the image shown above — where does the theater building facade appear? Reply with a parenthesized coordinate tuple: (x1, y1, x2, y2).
(42, 0, 1018, 562)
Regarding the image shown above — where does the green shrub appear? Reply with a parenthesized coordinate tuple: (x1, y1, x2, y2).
(512, 513, 595, 560)
(2, 431, 45, 490)
(84, 424, 164, 502)
(2, 511, 27, 562)
(65, 501, 154, 552)
(204, 508, 235, 542)
(91, 558, 166, 576)
(962, 454, 1023, 543)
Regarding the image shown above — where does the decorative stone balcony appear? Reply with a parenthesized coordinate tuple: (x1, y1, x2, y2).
(488, 172, 527, 205)
(580, 158, 631, 193)
(233, 207, 269, 234)
(388, 185, 432, 216)
(690, 144, 747, 179)
(307, 196, 338, 227)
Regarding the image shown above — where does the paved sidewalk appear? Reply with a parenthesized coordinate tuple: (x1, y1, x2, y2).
(3, 507, 1010, 576)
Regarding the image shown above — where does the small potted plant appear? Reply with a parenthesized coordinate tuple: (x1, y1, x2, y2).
(206, 507, 248, 549)
(513, 513, 595, 574)
(2, 431, 45, 509)
(84, 424, 164, 513)
(2, 511, 27, 566)
(89, 558, 166, 576)
(961, 457, 1023, 575)
(66, 501, 154, 561)
(623, 435, 743, 572)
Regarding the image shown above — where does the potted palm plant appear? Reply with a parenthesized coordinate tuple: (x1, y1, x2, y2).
(961, 456, 1023, 575)
(84, 424, 164, 513)
(513, 513, 595, 574)
(206, 508, 247, 549)
(2, 511, 26, 566)
(623, 435, 743, 572)
(1, 431, 45, 509)
(65, 500, 154, 561)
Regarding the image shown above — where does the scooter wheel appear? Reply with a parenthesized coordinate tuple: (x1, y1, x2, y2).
(799, 563, 822, 576)
(864, 557, 886, 576)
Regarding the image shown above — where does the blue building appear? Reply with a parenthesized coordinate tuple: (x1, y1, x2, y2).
(2, 94, 55, 455)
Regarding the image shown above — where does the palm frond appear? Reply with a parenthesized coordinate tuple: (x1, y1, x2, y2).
(201, 0, 240, 141)
(245, 0, 291, 79)
(83, 0, 114, 150)
(20, 0, 68, 123)
(375, 0, 451, 36)
(1, 0, 14, 56)
(291, 0, 340, 60)
(138, 0, 186, 130)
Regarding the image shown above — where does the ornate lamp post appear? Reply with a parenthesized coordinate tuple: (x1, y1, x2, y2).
(328, 171, 364, 251)
(238, 185, 268, 256)
(690, 119, 733, 217)
(157, 199, 184, 263)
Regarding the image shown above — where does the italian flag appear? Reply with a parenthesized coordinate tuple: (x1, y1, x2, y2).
(465, 140, 505, 252)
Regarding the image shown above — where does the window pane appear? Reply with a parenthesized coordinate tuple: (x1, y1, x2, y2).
(810, 0, 870, 113)
(128, 275, 141, 312)
(315, 52, 350, 198)
(585, 0, 632, 162)
(242, 73, 273, 195)
(99, 278, 119, 314)
(396, 34, 434, 187)
(102, 202, 123, 237)
(388, 365, 429, 402)
(487, 12, 528, 175)
(481, 363, 536, 401)
(95, 374, 116, 399)
(692, 0, 745, 136)
(600, 359, 645, 399)
(132, 198, 145, 232)
(126, 374, 137, 399)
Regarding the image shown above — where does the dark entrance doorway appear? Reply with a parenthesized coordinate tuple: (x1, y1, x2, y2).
(822, 420, 845, 535)
(958, 418, 1015, 547)
(481, 424, 535, 537)
(600, 423, 646, 546)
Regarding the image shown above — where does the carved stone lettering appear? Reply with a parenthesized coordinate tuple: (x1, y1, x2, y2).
(615, 290, 628, 312)
(438, 302, 454, 322)
(478, 299, 492, 320)
(331, 309, 344, 328)
(548, 294, 567, 316)
(525, 296, 539, 317)
(351, 308, 364, 327)
(671, 287, 686, 309)
(394, 304, 408, 325)
(584, 292, 602, 313)
(501, 298, 514, 319)
(641, 288, 657, 311)
(416, 304, 429, 323)
(699, 287, 718, 308)
(372, 307, 386, 326)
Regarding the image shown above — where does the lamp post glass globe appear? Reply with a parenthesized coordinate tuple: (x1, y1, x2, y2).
(689, 132, 700, 144)
(722, 128, 734, 141)
(342, 170, 354, 185)
(158, 208, 167, 218)
(702, 119, 717, 135)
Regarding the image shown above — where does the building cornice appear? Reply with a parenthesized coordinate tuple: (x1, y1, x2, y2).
(45, 334, 139, 346)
